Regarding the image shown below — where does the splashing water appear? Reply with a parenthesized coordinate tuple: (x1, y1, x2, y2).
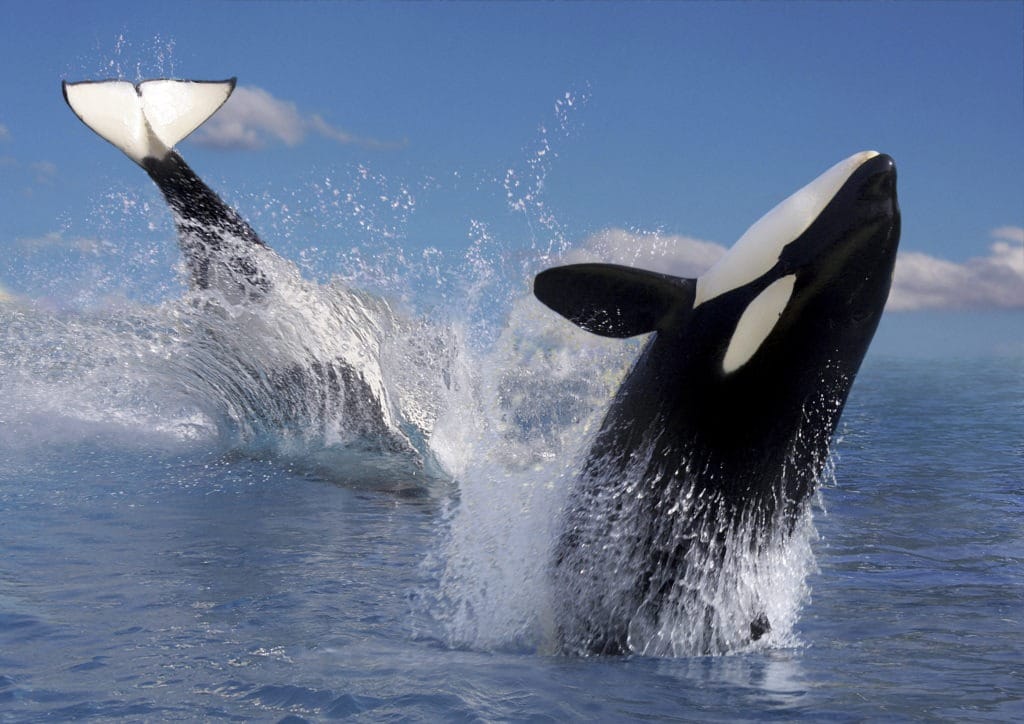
(546, 429, 827, 657)
(418, 98, 827, 654)
(88, 33, 178, 82)
(2, 68, 824, 656)
(426, 318, 826, 656)
(0, 275, 446, 482)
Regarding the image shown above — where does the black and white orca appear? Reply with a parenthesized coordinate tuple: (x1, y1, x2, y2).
(62, 78, 420, 464)
(534, 151, 900, 655)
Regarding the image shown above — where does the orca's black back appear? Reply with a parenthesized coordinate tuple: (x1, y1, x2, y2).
(142, 152, 269, 295)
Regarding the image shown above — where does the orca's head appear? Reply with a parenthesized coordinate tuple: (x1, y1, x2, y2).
(533, 151, 899, 435)
(532, 152, 898, 508)
(688, 151, 900, 410)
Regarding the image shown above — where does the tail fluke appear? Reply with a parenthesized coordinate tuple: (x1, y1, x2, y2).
(62, 78, 236, 165)
(62, 77, 269, 297)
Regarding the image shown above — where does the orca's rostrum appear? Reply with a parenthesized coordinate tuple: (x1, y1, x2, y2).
(535, 151, 900, 655)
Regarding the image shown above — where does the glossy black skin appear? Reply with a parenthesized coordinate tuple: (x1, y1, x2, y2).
(538, 154, 900, 654)
(142, 152, 270, 297)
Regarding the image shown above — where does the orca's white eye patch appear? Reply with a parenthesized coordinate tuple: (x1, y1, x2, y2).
(722, 274, 796, 374)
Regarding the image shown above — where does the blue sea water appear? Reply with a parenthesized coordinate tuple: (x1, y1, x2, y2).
(1, 293, 1021, 722)
(1, 82, 1021, 719)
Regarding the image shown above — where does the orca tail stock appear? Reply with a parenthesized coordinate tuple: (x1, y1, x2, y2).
(62, 78, 268, 295)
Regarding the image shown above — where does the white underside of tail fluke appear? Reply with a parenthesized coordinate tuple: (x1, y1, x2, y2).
(63, 78, 236, 165)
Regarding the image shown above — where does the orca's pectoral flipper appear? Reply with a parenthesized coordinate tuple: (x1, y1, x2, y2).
(62, 78, 236, 165)
(534, 263, 696, 338)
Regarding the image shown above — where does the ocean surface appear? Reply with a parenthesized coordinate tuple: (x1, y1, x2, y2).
(1, 284, 1021, 722)
(2, 90, 1022, 718)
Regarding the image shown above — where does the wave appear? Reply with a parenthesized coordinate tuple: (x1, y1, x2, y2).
(1, 223, 825, 655)
(0, 253, 454, 490)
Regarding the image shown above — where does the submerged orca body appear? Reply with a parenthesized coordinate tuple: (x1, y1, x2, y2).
(62, 78, 414, 460)
(535, 152, 900, 655)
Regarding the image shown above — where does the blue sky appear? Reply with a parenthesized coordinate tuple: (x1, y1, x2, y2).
(1, 2, 1021, 352)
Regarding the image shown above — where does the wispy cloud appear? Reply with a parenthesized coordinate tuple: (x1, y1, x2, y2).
(0, 123, 9, 141)
(30, 161, 57, 184)
(578, 227, 1024, 312)
(0, 156, 58, 189)
(573, 228, 726, 277)
(192, 86, 405, 151)
(17, 231, 112, 255)
(989, 226, 1024, 245)
(888, 227, 1024, 311)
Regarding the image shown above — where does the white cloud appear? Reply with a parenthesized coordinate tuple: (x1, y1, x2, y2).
(193, 86, 304, 149)
(574, 227, 1024, 312)
(192, 86, 402, 151)
(309, 114, 359, 145)
(888, 227, 1024, 311)
(0, 123, 9, 141)
(0, 157, 58, 186)
(990, 225, 1024, 245)
(571, 228, 726, 277)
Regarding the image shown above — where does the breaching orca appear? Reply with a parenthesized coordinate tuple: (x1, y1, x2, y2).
(534, 151, 900, 655)
(62, 78, 421, 464)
